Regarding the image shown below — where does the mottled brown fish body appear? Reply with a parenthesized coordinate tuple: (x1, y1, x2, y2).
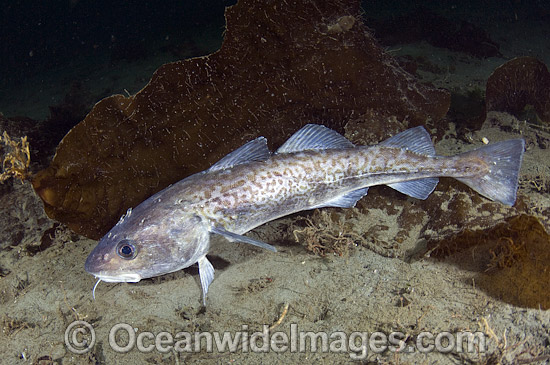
(184, 147, 484, 235)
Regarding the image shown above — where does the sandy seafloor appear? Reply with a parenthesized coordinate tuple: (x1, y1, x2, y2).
(1, 7, 550, 365)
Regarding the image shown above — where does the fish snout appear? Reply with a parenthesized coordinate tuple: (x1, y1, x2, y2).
(84, 249, 104, 276)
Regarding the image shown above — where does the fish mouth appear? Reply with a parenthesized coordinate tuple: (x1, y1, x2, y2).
(85, 249, 142, 283)
(90, 273, 142, 283)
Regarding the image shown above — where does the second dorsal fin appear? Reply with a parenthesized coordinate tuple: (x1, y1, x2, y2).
(276, 124, 354, 154)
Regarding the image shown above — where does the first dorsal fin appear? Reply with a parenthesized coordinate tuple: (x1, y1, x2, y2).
(276, 124, 354, 154)
(379, 126, 435, 156)
(208, 137, 271, 172)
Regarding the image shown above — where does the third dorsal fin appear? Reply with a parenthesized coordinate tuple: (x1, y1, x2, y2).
(276, 124, 354, 154)
(379, 126, 435, 156)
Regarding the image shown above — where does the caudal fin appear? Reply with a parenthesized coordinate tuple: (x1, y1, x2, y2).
(456, 139, 525, 206)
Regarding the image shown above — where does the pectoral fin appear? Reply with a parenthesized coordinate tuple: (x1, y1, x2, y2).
(198, 255, 215, 306)
(211, 226, 277, 252)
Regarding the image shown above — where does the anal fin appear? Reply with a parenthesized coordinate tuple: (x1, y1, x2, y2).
(310, 187, 369, 209)
(387, 178, 438, 200)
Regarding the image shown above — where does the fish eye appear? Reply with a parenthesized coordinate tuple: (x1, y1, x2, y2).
(116, 239, 137, 260)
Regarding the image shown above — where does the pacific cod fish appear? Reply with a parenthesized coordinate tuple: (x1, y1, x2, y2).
(85, 124, 525, 304)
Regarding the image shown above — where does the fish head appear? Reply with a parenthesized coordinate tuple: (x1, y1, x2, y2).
(85, 207, 210, 283)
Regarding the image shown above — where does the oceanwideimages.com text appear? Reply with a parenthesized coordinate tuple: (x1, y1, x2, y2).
(65, 321, 487, 360)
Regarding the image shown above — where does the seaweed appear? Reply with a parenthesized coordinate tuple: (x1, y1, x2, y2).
(291, 210, 361, 257)
(0, 131, 30, 183)
(1, 315, 35, 336)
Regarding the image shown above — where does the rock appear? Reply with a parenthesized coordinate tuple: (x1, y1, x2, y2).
(31, 0, 450, 239)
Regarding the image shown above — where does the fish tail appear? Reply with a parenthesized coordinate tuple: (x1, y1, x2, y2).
(456, 139, 525, 206)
